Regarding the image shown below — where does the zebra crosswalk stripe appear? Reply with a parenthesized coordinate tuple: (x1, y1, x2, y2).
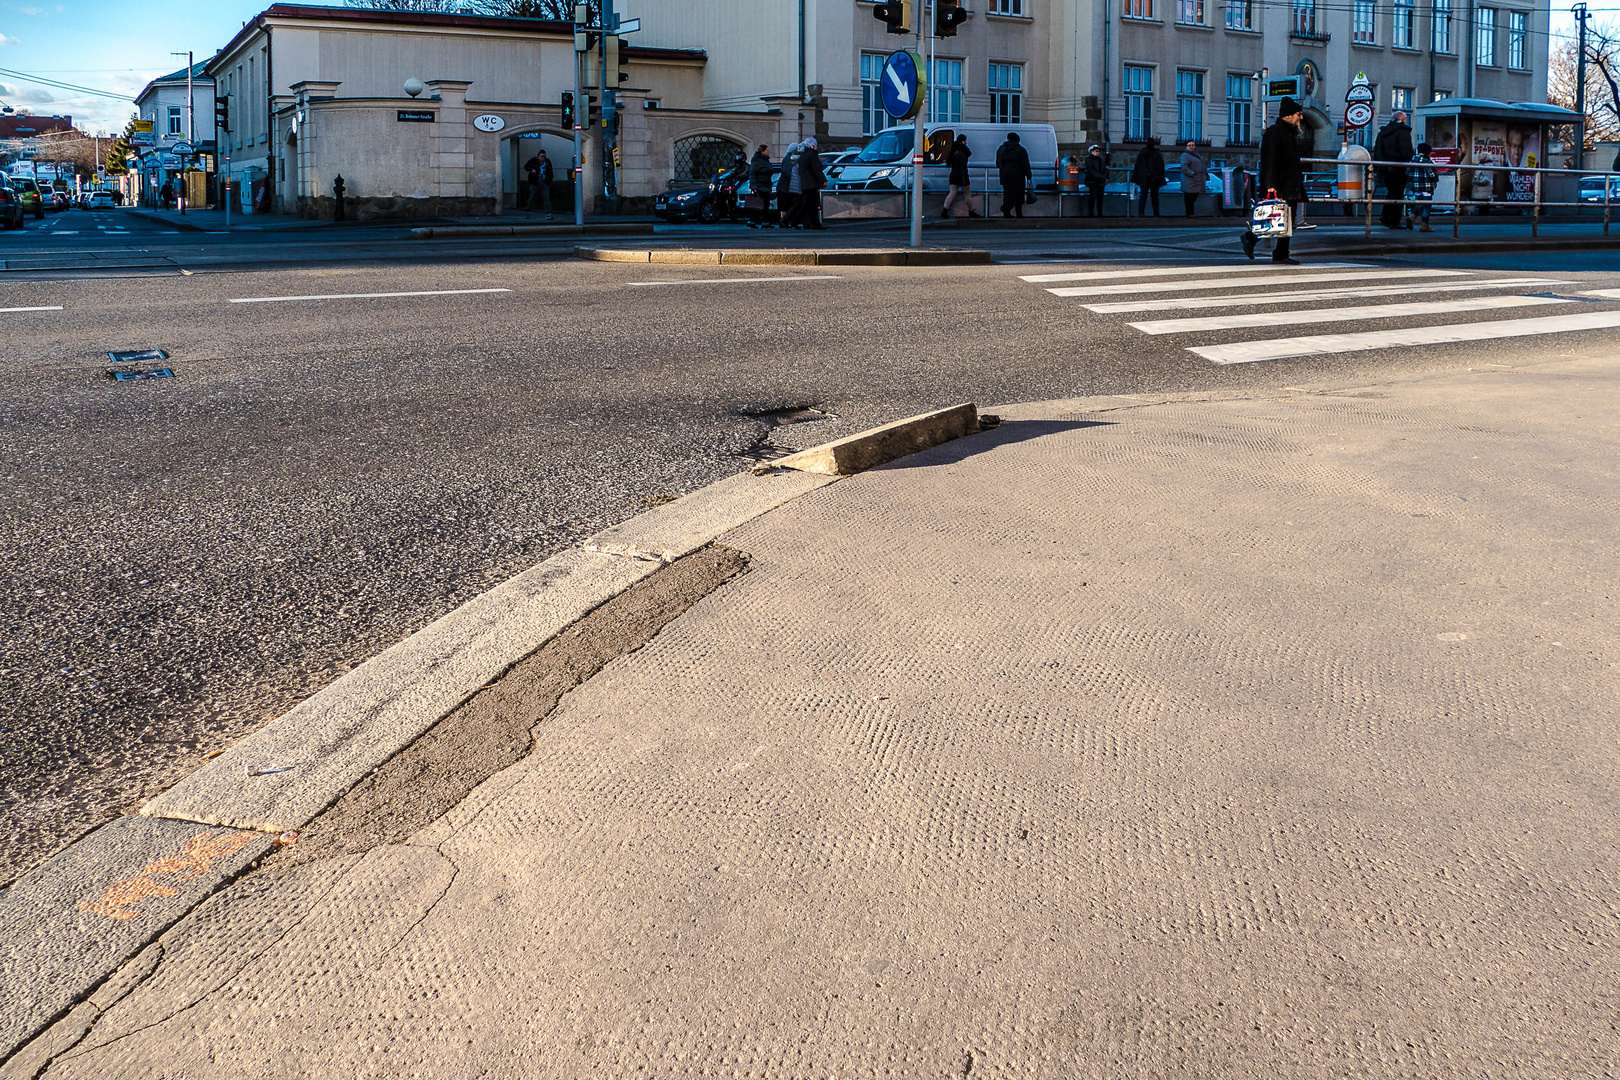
(1019, 262, 1369, 284)
(1129, 295, 1571, 335)
(1085, 278, 1573, 314)
(1192, 309, 1620, 365)
(1046, 268, 1468, 298)
(1582, 288, 1620, 299)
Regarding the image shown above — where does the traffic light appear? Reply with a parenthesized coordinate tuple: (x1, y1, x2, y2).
(605, 34, 630, 84)
(215, 96, 230, 132)
(935, 0, 966, 36)
(584, 93, 599, 124)
(872, 0, 911, 34)
(561, 90, 575, 128)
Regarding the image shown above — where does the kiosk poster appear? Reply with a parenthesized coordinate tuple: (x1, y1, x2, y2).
(1503, 129, 1541, 201)
(1470, 125, 1507, 200)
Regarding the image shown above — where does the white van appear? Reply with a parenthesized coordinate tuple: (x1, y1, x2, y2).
(829, 122, 1060, 193)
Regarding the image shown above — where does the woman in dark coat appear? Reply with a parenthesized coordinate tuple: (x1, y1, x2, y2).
(1130, 138, 1166, 217)
(941, 134, 979, 219)
(746, 145, 773, 228)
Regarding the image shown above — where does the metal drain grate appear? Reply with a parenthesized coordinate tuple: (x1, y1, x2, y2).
(108, 348, 169, 364)
(109, 368, 175, 381)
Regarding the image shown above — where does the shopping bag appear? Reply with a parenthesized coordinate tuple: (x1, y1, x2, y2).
(1250, 189, 1292, 238)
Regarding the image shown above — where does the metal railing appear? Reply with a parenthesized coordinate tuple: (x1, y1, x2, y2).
(1298, 156, 1617, 240)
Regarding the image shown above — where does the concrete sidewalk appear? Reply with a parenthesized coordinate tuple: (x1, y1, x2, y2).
(8, 358, 1620, 1077)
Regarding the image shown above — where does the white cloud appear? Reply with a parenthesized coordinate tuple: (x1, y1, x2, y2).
(17, 6, 43, 14)
(0, 31, 19, 45)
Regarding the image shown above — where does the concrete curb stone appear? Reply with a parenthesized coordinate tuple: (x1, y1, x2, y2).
(573, 246, 992, 266)
(0, 816, 272, 1061)
(767, 403, 981, 475)
(409, 223, 655, 239)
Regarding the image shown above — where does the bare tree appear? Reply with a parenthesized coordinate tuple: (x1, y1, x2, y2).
(1549, 20, 1620, 150)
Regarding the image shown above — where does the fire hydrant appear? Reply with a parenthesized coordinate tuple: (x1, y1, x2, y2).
(333, 174, 347, 222)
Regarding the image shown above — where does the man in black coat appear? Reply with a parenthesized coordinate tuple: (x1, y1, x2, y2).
(1083, 144, 1108, 218)
(1243, 97, 1308, 264)
(996, 132, 1032, 218)
(1130, 138, 1166, 217)
(1372, 110, 1415, 228)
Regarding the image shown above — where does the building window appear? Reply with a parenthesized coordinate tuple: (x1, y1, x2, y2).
(1476, 6, 1496, 65)
(931, 58, 963, 123)
(1508, 10, 1527, 68)
(1177, 0, 1205, 24)
(860, 53, 886, 137)
(1226, 0, 1254, 29)
(988, 62, 1023, 123)
(1432, 0, 1452, 53)
(1124, 64, 1154, 141)
(167, 105, 183, 136)
(1227, 74, 1253, 143)
(986, 0, 1023, 13)
(1392, 87, 1414, 114)
(1353, 0, 1376, 43)
(1124, 0, 1154, 19)
(672, 135, 745, 180)
(1176, 70, 1205, 141)
(1292, 0, 1318, 36)
(1393, 0, 1415, 46)
(1433, 86, 1452, 101)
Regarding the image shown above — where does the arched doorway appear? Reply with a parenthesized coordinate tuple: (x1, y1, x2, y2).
(502, 127, 577, 213)
(671, 134, 746, 183)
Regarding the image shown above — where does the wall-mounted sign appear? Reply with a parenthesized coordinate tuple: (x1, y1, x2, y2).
(1263, 75, 1304, 102)
(130, 119, 155, 147)
(397, 110, 436, 123)
(472, 114, 506, 132)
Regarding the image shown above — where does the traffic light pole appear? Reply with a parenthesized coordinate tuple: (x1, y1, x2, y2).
(601, 0, 618, 214)
(910, 19, 927, 248)
(573, 47, 585, 224)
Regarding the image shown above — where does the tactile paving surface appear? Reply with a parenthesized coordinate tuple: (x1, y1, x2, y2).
(28, 362, 1620, 1078)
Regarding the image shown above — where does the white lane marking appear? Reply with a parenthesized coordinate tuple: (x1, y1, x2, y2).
(1021, 261, 1369, 283)
(626, 275, 843, 286)
(1131, 295, 1571, 335)
(1085, 278, 1574, 314)
(1582, 288, 1620, 299)
(50, 230, 79, 235)
(1193, 309, 1620, 365)
(0, 305, 64, 313)
(229, 288, 512, 304)
(1048, 268, 1468, 298)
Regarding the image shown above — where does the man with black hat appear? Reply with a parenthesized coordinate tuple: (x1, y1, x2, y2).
(1243, 96, 1307, 264)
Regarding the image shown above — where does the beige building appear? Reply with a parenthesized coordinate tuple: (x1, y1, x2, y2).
(205, 3, 809, 218)
(630, 0, 1552, 164)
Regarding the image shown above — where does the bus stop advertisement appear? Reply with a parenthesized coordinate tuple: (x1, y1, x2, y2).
(1414, 98, 1585, 208)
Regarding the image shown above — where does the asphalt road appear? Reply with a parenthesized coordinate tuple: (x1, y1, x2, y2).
(4, 212, 1618, 884)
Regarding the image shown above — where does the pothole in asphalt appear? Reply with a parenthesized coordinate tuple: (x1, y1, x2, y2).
(744, 405, 833, 426)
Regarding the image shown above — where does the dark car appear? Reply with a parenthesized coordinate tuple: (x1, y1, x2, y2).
(654, 164, 748, 224)
(732, 166, 784, 221)
(0, 175, 25, 229)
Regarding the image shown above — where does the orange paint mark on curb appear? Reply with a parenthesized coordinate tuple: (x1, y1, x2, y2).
(78, 829, 259, 921)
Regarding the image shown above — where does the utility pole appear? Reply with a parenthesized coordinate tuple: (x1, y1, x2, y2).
(1574, 3, 1590, 169)
(573, 4, 587, 225)
(910, 9, 927, 248)
(601, 0, 617, 214)
(172, 49, 193, 214)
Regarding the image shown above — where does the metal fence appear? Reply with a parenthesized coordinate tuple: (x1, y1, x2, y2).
(1297, 156, 1617, 239)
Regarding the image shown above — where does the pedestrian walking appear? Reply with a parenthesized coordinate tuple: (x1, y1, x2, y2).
(995, 132, 1032, 218)
(776, 142, 802, 228)
(1407, 141, 1438, 232)
(746, 144, 773, 228)
(1179, 140, 1207, 217)
(1131, 138, 1166, 217)
(1242, 96, 1308, 264)
(523, 149, 554, 218)
(1372, 110, 1414, 229)
(941, 134, 980, 219)
(1083, 144, 1107, 218)
(796, 137, 827, 230)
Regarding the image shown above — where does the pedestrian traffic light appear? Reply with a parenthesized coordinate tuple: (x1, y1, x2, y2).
(561, 90, 575, 128)
(872, 0, 911, 34)
(935, 0, 966, 37)
(215, 96, 230, 132)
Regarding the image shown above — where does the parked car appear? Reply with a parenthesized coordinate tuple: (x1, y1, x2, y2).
(39, 184, 67, 211)
(654, 164, 748, 223)
(0, 175, 25, 229)
(1579, 175, 1620, 203)
(732, 166, 784, 221)
(88, 190, 116, 211)
(9, 176, 45, 219)
(821, 148, 861, 182)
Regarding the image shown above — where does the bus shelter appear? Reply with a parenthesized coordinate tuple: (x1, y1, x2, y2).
(1415, 98, 1585, 207)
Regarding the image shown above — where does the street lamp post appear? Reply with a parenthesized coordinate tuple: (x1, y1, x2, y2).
(171, 49, 194, 214)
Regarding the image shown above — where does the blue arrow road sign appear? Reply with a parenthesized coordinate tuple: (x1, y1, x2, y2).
(880, 50, 923, 121)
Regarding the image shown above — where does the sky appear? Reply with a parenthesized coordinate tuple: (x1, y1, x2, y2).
(0, 0, 1594, 138)
(0, 0, 266, 135)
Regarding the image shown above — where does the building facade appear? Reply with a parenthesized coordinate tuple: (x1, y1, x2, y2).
(630, 0, 1551, 165)
(205, 4, 808, 218)
(133, 61, 217, 206)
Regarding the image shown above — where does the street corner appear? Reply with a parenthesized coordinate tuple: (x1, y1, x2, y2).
(0, 815, 273, 1059)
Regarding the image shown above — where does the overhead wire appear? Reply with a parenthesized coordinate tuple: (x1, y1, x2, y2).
(0, 66, 137, 102)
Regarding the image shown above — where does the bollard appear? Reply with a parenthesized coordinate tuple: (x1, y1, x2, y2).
(333, 174, 347, 222)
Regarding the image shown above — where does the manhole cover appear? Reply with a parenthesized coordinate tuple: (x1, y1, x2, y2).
(747, 406, 831, 426)
(108, 348, 169, 364)
(109, 368, 175, 381)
